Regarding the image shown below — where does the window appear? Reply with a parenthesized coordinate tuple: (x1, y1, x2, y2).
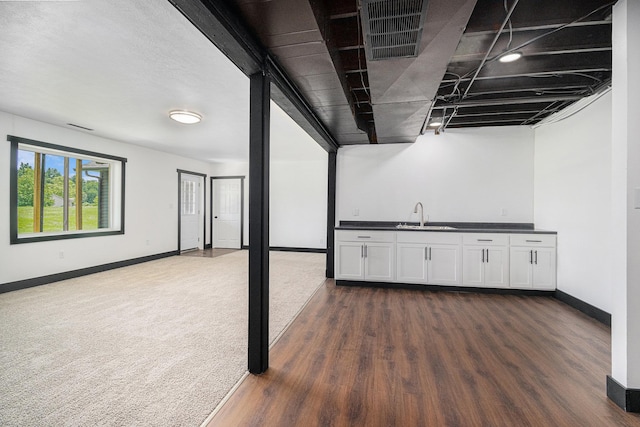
(182, 180, 196, 215)
(8, 135, 126, 244)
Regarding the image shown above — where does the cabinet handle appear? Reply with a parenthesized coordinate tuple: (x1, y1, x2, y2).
(530, 250, 533, 264)
(482, 249, 485, 263)
(429, 247, 432, 261)
(526, 239, 542, 243)
(425, 247, 429, 261)
(477, 239, 493, 242)
(361, 246, 364, 258)
(535, 250, 538, 265)
(357, 236, 371, 239)
(486, 248, 489, 263)
(364, 245, 368, 258)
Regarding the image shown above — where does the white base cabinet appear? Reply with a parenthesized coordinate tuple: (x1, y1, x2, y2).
(335, 229, 556, 290)
(509, 234, 556, 290)
(462, 234, 510, 288)
(335, 230, 395, 282)
(396, 232, 462, 285)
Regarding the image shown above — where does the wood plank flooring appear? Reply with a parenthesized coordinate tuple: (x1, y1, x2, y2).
(209, 281, 640, 427)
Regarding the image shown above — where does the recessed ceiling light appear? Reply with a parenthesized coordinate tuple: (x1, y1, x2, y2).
(498, 52, 522, 63)
(169, 110, 202, 124)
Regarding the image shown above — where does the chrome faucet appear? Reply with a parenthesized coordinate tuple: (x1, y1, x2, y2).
(413, 202, 425, 227)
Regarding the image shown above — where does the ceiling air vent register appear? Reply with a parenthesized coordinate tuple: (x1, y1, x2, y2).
(360, 0, 429, 61)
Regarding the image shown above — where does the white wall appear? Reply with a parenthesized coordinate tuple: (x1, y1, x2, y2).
(270, 158, 327, 249)
(337, 126, 534, 224)
(208, 102, 328, 250)
(610, 0, 640, 388)
(533, 92, 613, 313)
(270, 104, 327, 249)
(0, 112, 212, 284)
(209, 157, 328, 250)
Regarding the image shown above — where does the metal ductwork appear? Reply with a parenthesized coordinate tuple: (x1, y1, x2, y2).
(360, 0, 430, 61)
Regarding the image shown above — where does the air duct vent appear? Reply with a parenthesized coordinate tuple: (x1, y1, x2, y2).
(361, 0, 429, 61)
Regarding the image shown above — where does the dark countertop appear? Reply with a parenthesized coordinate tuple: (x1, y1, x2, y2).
(335, 221, 557, 235)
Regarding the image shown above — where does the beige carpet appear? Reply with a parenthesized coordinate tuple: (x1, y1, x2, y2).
(0, 250, 326, 426)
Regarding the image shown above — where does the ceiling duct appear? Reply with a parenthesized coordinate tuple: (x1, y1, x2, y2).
(360, 0, 429, 61)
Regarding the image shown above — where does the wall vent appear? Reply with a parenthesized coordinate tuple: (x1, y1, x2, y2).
(361, 0, 429, 61)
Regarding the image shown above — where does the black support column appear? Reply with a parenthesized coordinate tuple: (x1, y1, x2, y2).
(326, 151, 337, 278)
(248, 71, 270, 374)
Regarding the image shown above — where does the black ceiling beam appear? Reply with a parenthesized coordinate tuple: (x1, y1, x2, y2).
(310, 0, 375, 143)
(451, 46, 611, 63)
(463, 19, 611, 37)
(454, 109, 541, 117)
(440, 68, 611, 84)
(447, 118, 537, 127)
(456, 85, 593, 98)
(168, 0, 339, 152)
(465, 0, 613, 33)
(267, 58, 339, 152)
(168, 0, 263, 75)
(433, 94, 582, 109)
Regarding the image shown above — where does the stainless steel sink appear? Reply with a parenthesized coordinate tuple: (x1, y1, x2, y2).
(396, 224, 457, 230)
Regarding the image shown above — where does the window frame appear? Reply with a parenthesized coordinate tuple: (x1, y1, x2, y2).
(8, 135, 127, 244)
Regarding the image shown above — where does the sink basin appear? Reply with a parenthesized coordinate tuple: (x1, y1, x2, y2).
(396, 224, 457, 230)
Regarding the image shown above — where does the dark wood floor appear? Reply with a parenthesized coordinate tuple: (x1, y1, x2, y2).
(210, 281, 640, 427)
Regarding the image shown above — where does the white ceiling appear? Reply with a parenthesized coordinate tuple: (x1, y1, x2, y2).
(0, 0, 325, 163)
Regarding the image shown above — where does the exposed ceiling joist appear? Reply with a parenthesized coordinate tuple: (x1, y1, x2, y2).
(179, 0, 615, 144)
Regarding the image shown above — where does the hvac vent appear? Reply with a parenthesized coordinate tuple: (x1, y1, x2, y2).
(361, 0, 429, 61)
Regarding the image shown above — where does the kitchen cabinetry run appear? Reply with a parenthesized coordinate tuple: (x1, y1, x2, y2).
(462, 234, 509, 288)
(396, 232, 462, 285)
(335, 230, 395, 281)
(335, 229, 556, 291)
(509, 234, 557, 289)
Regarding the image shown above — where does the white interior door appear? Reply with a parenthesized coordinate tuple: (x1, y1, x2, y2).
(213, 178, 241, 249)
(180, 174, 202, 251)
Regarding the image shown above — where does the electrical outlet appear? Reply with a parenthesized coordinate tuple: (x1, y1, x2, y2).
(500, 208, 508, 216)
(353, 208, 360, 216)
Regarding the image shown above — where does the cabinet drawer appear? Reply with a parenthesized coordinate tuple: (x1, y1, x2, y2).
(396, 231, 462, 245)
(335, 230, 396, 243)
(510, 234, 556, 247)
(462, 233, 509, 246)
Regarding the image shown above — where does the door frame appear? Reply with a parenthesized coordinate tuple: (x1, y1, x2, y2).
(210, 175, 245, 249)
(177, 169, 207, 253)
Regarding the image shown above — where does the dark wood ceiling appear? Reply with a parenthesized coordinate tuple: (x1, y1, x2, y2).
(432, 0, 613, 129)
(227, 0, 613, 145)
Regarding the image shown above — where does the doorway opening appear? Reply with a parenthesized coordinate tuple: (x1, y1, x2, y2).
(211, 176, 244, 249)
(178, 170, 206, 253)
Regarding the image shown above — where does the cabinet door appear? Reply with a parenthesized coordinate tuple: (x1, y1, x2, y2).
(364, 242, 395, 281)
(484, 246, 509, 288)
(462, 246, 484, 287)
(428, 244, 461, 285)
(396, 243, 427, 284)
(509, 247, 533, 288)
(336, 242, 364, 280)
(532, 247, 556, 289)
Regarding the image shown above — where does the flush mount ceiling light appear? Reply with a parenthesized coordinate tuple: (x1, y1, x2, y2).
(169, 110, 202, 124)
(498, 51, 523, 63)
